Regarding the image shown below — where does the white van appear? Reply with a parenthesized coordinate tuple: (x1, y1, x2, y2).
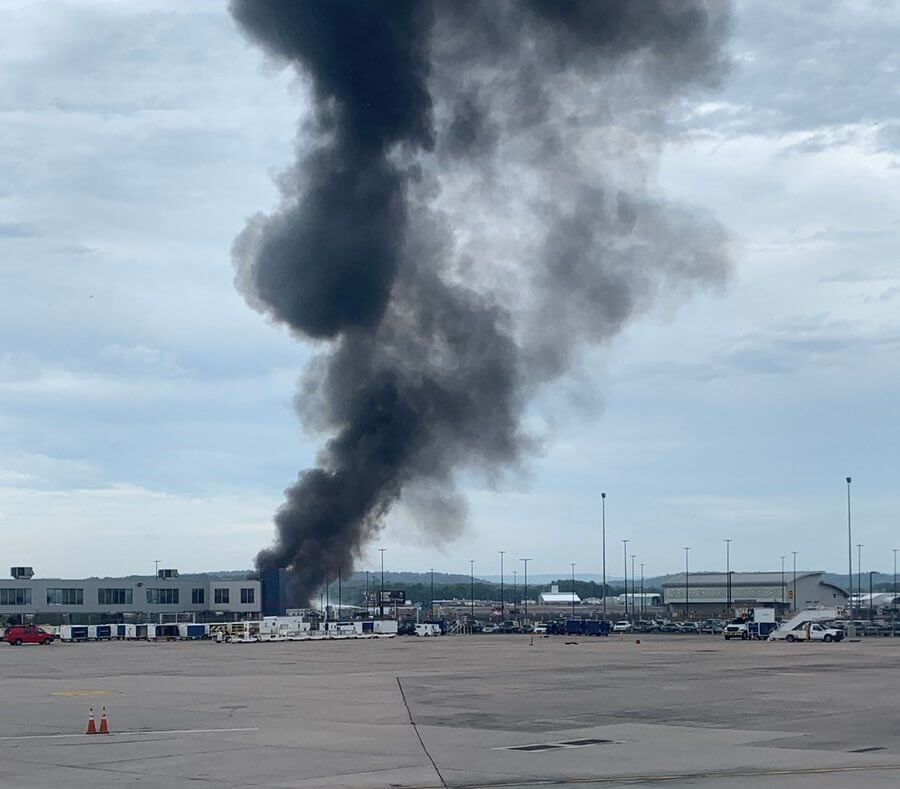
(415, 623, 441, 637)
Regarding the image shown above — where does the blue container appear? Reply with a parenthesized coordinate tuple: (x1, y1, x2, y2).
(184, 624, 206, 639)
(71, 626, 89, 641)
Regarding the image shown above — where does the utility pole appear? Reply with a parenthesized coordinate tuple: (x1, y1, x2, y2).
(724, 539, 732, 613)
(470, 560, 475, 623)
(520, 559, 530, 624)
(846, 477, 853, 619)
(499, 551, 505, 621)
(792, 551, 798, 613)
(379, 548, 386, 619)
(601, 492, 607, 621)
(622, 540, 629, 620)
(684, 547, 691, 620)
(571, 563, 576, 619)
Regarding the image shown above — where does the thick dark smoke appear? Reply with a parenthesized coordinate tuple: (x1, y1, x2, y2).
(229, 0, 733, 604)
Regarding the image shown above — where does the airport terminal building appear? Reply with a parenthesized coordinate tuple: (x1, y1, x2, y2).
(0, 567, 261, 624)
(662, 571, 848, 618)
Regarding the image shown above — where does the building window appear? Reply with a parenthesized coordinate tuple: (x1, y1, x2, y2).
(145, 588, 179, 605)
(46, 588, 84, 606)
(240, 588, 255, 605)
(192, 588, 205, 605)
(0, 588, 31, 606)
(214, 588, 229, 605)
(98, 588, 133, 606)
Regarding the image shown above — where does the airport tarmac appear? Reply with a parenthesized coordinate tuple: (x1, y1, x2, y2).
(0, 634, 898, 788)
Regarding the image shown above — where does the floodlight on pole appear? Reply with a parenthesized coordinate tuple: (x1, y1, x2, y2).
(857, 543, 863, 620)
(499, 550, 505, 621)
(846, 477, 853, 618)
(601, 492, 607, 621)
(520, 559, 530, 623)
(622, 539, 629, 620)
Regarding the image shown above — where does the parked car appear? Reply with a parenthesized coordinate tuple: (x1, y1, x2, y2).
(659, 622, 679, 633)
(482, 624, 498, 634)
(4, 625, 55, 646)
(677, 622, 701, 634)
(612, 621, 632, 632)
(532, 623, 547, 635)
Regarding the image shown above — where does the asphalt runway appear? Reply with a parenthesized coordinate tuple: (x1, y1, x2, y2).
(0, 634, 897, 787)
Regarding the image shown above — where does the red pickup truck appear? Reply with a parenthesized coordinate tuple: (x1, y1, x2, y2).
(4, 625, 55, 646)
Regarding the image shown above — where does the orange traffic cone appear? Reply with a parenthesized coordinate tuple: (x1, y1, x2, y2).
(98, 707, 109, 734)
(86, 707, 97, 735)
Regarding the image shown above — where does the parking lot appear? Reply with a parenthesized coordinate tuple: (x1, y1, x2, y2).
(0, 634, 898, 787)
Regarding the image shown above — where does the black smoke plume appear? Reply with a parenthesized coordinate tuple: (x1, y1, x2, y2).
(229, 0, 733, 604)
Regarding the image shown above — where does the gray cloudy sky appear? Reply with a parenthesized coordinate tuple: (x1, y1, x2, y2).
(2, 0, 898, 580)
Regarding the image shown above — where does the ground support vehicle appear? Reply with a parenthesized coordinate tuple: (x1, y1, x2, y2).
(4, 625, 55, 645)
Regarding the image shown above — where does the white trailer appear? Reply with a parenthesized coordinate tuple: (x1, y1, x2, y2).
(259, 616, 311, 641)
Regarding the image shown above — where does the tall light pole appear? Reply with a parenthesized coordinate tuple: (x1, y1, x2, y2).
(512, 570, 517, 616)
(631, 554, 636, 621)
(684, 547, 691, 619)
(379, 548, 386, 619)
(780, 556, 786, 612)
(469, 560, 475, 623)
(601, 492, 607, 621)
(792, 551, 798, 613)
(857, 543, 863, 620)
(622, 539, 629, 620)
(894, 549, 898, 630)
(846, 477, 853, 618)
(365, 570, 370, 615)
(724, 539, 732, 613)
(430, 568, 434, 619)
(640, 562, 645, 620)
(520, 559, 530, 624)
(570, 563, 576, 619)
(338, 567, 342, 620)
(868, 571, 875, 622)
(154, 560, 160, 577)
(499, 551, 505, 621)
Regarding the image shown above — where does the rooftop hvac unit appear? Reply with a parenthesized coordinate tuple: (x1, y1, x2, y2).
(10, 566, 34, 579)
(157, 568, 179, 579)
